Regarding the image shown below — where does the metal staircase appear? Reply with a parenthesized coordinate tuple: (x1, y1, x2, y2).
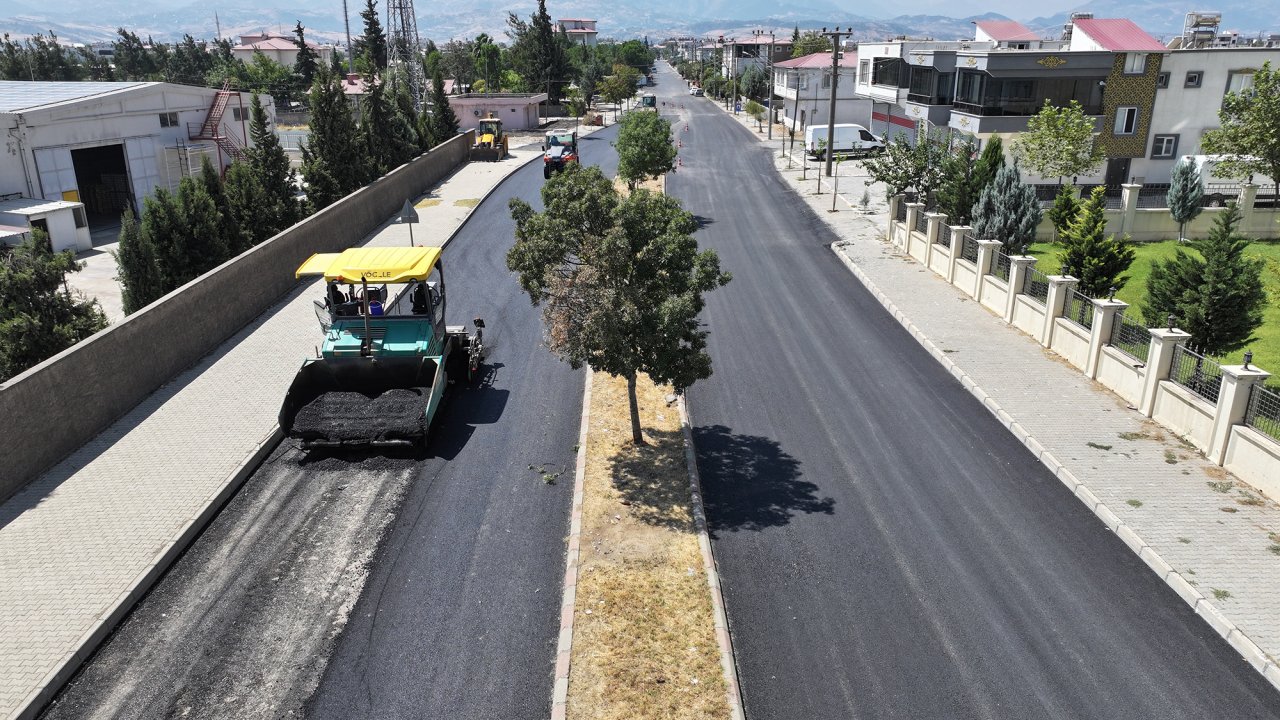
(188, 81, 246, 164)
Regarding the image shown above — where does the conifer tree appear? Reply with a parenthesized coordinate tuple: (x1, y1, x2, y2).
(972, 137, 1005, 197)
(175, 174, 228, 275)
(0, 229, 107, 381)
(359, 0, 388, 72)
(1059, 186, 1136, 296)
(1047, 186, 1080, 241)
(221, 162, 264, 252)
(1167, 157, 1204, 243)
(936, 139, 980, 225)
(1144, 203, 1267, 356)
(302, 65, 368, 209)
(245, 94, 302, 232)
(428, 68, 460, 148)
(293, 21, 319, 89)
(971, 163, 1042, 254)
(197, 155, 241, 257)
(114, 207, 161, 314)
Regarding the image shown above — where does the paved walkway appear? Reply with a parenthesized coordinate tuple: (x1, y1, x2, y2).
(0, 140, 554, 720)
(711, 106, 1280, 685)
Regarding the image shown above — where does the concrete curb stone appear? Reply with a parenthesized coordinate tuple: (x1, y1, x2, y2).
(551, 369, 592, 720)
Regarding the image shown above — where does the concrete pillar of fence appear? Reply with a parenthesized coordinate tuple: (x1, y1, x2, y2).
(1140, 327, 1193, 417)
(1240, 183, 1259, 229)
(888, 195, 902, 244)
(1086, 298, 1128, 379)
(947, 225, 970, 286)
(975, 240, 1001, 301)
(1004, 256, 1036, 324)
(1042, 275, 1078, 346)
(905, 203, 925, 254)
(924, 212, 945, 266)
(1207, 362, 1272, 464)
(1118, 183, 1141, 237)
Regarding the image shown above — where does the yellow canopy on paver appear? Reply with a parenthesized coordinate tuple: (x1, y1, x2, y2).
(295, 246, 442, 283)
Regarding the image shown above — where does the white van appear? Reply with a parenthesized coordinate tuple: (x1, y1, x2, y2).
(804, 123, 884, 159)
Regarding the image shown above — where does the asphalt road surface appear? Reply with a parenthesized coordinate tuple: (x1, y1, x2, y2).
(42, 126, 622, 720)
(657, 62, 1280, 719)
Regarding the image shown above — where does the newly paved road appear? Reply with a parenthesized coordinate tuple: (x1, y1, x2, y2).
(658, 63, 1280, 719)
(42, 127, 621, 720)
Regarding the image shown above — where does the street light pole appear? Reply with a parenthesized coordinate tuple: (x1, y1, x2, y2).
(821, 27, 852, 178)
(754, 29, 776, 141)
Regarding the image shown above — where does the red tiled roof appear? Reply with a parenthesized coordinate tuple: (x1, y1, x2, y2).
(1072, 18, 1166, 52)
(234, 34, 323, 52)
(774, 51, 856, 69)
(974, 20, 1038, 42)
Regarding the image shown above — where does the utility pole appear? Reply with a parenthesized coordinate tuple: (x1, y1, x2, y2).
(753, 29, 776, 140)
(342, 0, 353, 74)
(821, 27, 852, 178)
(788, 67, 802, 166)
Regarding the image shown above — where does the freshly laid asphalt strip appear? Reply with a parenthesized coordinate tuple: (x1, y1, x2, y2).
(292, 388, 429, 442)
(42, 125, 622, 720)
(656, 63, 1280, 719)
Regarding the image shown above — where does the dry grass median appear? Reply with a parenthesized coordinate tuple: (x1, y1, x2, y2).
(567, 371, 729, 720)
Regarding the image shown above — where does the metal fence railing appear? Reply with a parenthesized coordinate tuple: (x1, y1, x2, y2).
(1245, 383, 1280, 443)
(914, 210, 929, 234)
(895, 198, 907, 221)
(1136, 183, 1172, 209)
(936, 223, 952, 248)
(1170, 344, 1223, 404)
(1034, 183, 1062, 206)
(1078, 184, 1124, 209)
(1109, 312, 1150, 363)
(1202, 183, 1242, 208)
(960, 234, 979, 263)
(1062, 289, 1095, 330)
(1022, 267, 1050, 304)
(991, 251, 1011, 281)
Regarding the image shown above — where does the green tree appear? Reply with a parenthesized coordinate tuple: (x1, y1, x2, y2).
(506, 0, 572, 102)
(359, 0, 388, 72)
(740, 64, 769, 101)
(360, 74, 420, 176)
(175, 174, 228, 276)
(973, 137, 1005, 196)
(1167, 157, 1204, 243)
(936, 138, 980, 225)
(440, 39, 476, 89)
(791, 30, 832, 58)
(1201, 61, 1280, 200)
(971, 163, 1042, 254)
(1144, 203, 1267, 356)
(616, 110, 677, 189)
(113, 28, 156, 80)
(427, 67, 460, 148)
(1058, 186, 1136, 296)
(244, 94, 302, 235)
(197, 155, 241, 257)
(862, 120, 947, 200)
(301, 65, 368, 210)
(744, 99, 765, 130)
(0, 229, 107, 381)
(1013, 100, 1105, 183)
(221, 162, 265, 253)
(507, 165, 731, 443)
(473, 33, 501, 93)
(293, 21, 320, 89)
(167, 34, 213, 84)
(113, 207, 161, 314)
(1047, 186, 1080, 241)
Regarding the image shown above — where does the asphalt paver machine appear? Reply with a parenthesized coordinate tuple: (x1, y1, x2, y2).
(278, 247, 485, 449)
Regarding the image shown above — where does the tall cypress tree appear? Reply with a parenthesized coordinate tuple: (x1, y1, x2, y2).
(301, 65, 368, 210)
(359, 0, 387, 72)
(1047, 186, 1080, 242)
(197, 155, 240, 257)
(245, 94, 302, 232)
(972, 136, 1005, 197)
(293, 21, 319, 89)
(139, 189, 187, 292)
(936, 139, 980, 225)
(176, 174, 228, 276)
(1167, 157, 1204, 243)
(113, 207, 161, 314)
(221, 162, 264, 252)
(1144, 203, 1266, 356)
(429, 67, 459, 148)
(1059, 186, 1136, 296)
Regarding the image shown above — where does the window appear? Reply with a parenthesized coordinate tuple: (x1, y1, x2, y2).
(1113, 106, 1138, 135)
(73, 206, 88, 229)
(230, 107, 247, 122)
(159, 112, 179, 127)
(1156, 71, 1170, 89)
(821, 71, 832, 89)
(1226, 70, 1255, 95)
(859, 59, 869, 84)
(1124, 52, 1147, 74)
(1151, 134, 1178, 158)
(1185, 71, 1202, 87)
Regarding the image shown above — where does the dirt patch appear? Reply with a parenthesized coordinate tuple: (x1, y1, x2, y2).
(415, 198, 443, 208)
(453, 198, 481, 207)
(568, 372, 729, 720)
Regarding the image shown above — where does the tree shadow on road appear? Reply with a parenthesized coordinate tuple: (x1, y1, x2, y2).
(692, 424, 833, 535)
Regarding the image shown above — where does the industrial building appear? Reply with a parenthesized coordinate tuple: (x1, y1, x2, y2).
(1, 81, 269, 252)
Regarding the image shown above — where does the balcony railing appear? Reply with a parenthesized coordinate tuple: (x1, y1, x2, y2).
(906, 93, 950, 106)
(953, 101, 1101, 117)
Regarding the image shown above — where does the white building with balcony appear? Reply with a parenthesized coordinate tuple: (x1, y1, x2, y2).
(773, 52, 870, 133)
(558, 19, 598, 47)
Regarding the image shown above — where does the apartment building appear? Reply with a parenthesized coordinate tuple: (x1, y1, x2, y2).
(719, 37, 793, 80)
(773, 52, 871, 132)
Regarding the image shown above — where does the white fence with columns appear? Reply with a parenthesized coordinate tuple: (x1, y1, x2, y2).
(887, 195, 1280, 500)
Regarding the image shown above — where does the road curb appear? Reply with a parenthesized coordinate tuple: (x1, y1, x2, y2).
(677, 397, 746, 720)
(12, 426, 284, 720)
(828, 243, 1280, 693)
(551, 369, 593, 720)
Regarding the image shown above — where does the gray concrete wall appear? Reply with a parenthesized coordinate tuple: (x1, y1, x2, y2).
(0, 131, 475, 499)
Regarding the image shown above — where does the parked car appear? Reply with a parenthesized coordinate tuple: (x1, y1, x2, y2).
(693, 87, 704, 96)
(804, 123, 885, 159)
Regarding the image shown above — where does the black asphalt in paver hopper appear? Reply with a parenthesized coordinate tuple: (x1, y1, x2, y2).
(278, 356, 439, 448)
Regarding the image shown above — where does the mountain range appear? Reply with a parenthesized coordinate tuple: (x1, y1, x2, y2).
(3, 0, 1276, 48)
